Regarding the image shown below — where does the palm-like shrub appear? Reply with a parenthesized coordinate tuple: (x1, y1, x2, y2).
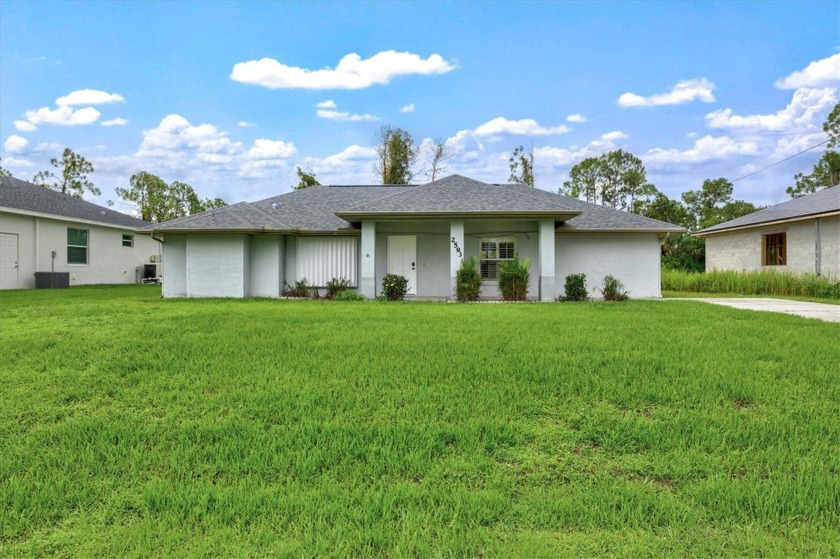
(498, 257, 531, 301)
(456, 257, 482, 301)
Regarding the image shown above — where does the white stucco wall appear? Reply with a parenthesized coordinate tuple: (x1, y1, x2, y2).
(705, 216, 840, 276)
(162, 235, 186, 297)
(249, 235, 285, 297)
(555, 233, 662, 299)
(0, 210, 158, 289)
(186, 234, 250, 297)
(463, 220, 540, 299)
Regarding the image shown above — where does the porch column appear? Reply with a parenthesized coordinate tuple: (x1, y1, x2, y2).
(360, 220, 376, 298)
(450, 220, 464, 300)
(539, 219, 556, 301)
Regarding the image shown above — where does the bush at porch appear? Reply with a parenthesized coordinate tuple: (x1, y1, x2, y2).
(456, 257, 482, 302)
(382, 274, 409, 301)
(499, 257, 531, 301)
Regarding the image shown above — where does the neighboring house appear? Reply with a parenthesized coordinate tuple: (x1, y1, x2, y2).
(695, 185, 839, 276)
(145, 175, 683, 300)
(0, 176, 160, 289)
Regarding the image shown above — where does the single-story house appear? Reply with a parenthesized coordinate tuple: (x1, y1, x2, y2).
(145, 175, 683, 300)
(695, 185, 839, 276)
(0, 176, 160, 289)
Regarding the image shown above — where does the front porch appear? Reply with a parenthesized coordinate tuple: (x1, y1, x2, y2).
(358, 219, 558, 301)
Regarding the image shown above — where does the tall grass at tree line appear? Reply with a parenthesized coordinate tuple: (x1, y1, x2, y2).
(1, 285, 838, 557)
(662, 268, 840, 299)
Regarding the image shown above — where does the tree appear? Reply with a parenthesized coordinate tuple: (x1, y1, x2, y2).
(374, 126, 418, 185)
(560, 149, 654, 210)
(32, 148, 100, 198)
(0, 161, 11, 177)
(115, 172, 172, 223)
(293, 166, 320, 190)
(425, 138, 454, 182)
(508, 144, 535, 187)
(786, 151, 840, 197)
(115, 172, 227, 223)
(681, 178, 759, 231)
(561, 157, 600, 203)
(786, 102, 840, 197)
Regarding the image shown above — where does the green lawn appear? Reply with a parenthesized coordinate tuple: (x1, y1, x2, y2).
(1, 286, 838, 558)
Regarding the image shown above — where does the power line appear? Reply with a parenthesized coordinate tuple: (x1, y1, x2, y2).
(731, 139, 829, 183)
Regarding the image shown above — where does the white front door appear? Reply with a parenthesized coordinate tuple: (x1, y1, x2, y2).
(0, 232, 19, 290)
(388, 235, 417, 295)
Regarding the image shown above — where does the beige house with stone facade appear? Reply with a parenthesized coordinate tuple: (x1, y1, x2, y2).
(695, 186, 839, 277)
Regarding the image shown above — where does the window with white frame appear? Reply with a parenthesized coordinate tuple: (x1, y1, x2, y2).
(67, 228, 88, 264)
(122, 234, 134, 247)
(479, 237, 516, 280)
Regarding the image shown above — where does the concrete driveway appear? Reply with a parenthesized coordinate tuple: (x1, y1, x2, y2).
(677, 297, 840, 323)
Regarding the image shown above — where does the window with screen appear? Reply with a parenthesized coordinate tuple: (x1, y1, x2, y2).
(67, 228, 88, 264)
(763, 233, 786, 266)
(479, 238, 516, 280)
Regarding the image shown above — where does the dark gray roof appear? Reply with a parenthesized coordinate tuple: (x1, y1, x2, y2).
(0, 176, 150, 228)
(696, 185, 840, 235)
(336, 175, 578, 216)
(146, 174, 684, 233)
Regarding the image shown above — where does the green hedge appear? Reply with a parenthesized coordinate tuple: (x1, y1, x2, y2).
(662, 268, 840, 299)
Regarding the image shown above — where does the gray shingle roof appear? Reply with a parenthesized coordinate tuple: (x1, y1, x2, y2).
(696, 185, 840, 235)
(145, 174, 685, 233)
(0, 176, 150, 228)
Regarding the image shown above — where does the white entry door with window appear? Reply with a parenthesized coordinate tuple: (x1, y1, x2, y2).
(0, 232, 19, 290)
(387, 235, 417, 295)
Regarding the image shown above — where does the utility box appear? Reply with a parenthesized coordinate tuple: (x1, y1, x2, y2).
(34, 272, 70, 289)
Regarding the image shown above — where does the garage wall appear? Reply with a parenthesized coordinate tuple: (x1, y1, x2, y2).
(162, 235, 186, 297)
(186, 234, 249, 297)
(249, 235, 285, 297)
(556, 233, 662, 299)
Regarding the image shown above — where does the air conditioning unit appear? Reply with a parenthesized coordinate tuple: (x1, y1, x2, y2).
(150, 254, 161, 263)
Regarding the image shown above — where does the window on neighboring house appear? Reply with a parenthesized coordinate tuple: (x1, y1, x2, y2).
(67, 228, 88, 264)
(479, 237, 516, 280)
(763, 232, 786, 266)
(122, 234, 134, 247)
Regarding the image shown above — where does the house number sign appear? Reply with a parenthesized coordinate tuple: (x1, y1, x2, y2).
(450, 237, 463, 259)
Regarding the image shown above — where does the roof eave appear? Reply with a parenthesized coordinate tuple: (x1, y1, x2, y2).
(557, 227, 686, 234)
(693, 210, 840, 237)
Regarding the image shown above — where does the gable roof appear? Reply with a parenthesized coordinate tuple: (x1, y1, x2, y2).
(695, 185, 840, 235)
(0, 176, 150, 229)
(145, 174, 684, 234)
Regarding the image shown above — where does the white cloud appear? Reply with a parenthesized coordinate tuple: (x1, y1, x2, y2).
(134, 114, 296, 179)
(705, 87, 837, 132)
(534, 139, 619, 167)
(644, 135, 759, 166)
(399, 103, 415, 113)
(4, 135, 29, 154)
(230, 50, 455, 90)
(237, 121, 254, 127)
(316, 109, 378, 122)
(1, 156, 32, 167)
(618, 78, 716, 107)
(775, 53, 840, 89)
(55, 89, 125, 106)
(247, 139, 297, 159)
(566, 114, 587, 123)
(315, 100, 377, 122)
(320, 145, 378, 167)
(600, 130, 628, 141)
(14, 120, 37, 132)
(473, 117, 571, 137)
(101, 117, 128, 126)
(25, 105, 101, 126)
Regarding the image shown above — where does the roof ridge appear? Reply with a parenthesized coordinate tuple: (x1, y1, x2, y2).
(241, 201, 290, 228)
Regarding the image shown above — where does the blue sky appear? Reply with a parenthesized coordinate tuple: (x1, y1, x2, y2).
(2, 1, 838, 215)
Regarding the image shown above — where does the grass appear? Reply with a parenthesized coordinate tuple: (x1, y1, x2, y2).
(662, 268, 840, 300)
(1, 285, 839, 557)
